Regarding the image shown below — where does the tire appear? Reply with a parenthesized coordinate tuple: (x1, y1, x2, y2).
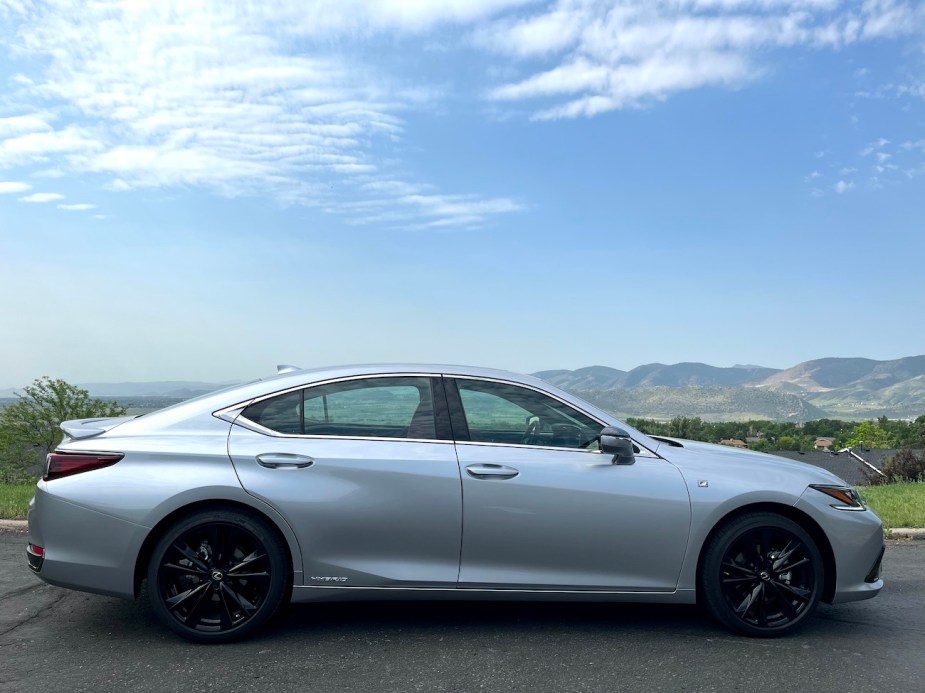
(700, 512, 823, 637)
(147, 508, 288, 643)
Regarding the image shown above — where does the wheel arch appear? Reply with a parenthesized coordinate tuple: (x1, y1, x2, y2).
(133, 499, 298, 598)
(695, 502, 837, 604)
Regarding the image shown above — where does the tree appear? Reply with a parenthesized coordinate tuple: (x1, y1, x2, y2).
(840, 421, 897, 450)
(0, 377, 126, 475)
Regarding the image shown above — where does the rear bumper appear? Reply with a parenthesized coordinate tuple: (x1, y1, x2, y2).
(28, 483, 147, 599)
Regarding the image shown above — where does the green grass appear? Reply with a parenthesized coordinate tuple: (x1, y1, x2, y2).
(0, 481, 923, 529)
(0, 483, 35, 520)
(861, 482, 925, 531)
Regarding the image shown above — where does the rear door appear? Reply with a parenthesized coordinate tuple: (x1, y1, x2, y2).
(448, 377, 691, 591)
(227, 375, 462, 588)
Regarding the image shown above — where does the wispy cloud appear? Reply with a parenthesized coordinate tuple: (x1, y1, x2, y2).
(834, 179, 854, 194)
(0, 0, 523, 228)
(478, 0, 924, 119)
(57, 203, 96, 211)
(19, 191, 63, 202)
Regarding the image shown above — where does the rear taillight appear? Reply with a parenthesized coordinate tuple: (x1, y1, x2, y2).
(44, 452, 124, 481)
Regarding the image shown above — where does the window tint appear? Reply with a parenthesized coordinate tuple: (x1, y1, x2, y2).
(242, 377, 437, 440)
(240, 390, 302, 434)
(456, 379, 603, 449)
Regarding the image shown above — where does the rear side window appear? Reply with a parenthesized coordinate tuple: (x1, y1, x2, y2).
(241, 376, 438, 440)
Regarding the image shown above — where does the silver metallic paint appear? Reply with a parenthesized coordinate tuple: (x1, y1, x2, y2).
(27, 363, 883, 615)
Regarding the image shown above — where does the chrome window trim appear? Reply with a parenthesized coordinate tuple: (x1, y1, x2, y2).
(455, 439, 659, 458)
(220, 371, 445, 442)
(215, 370, 659, 457)
(214, 371, 442, 419)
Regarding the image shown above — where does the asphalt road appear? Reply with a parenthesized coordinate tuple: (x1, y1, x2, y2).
(1, 529, 923, 693)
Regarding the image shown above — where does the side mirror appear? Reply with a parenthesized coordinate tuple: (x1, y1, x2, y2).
(600, 426, 635, 465)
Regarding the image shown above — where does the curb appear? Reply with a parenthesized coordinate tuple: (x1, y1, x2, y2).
(0, 519, 27, 531)
(889, 528, 925, 540)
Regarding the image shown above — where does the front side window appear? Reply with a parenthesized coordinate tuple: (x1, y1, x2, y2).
(241, 376, 437, 440)
(454, 379, 603, 449)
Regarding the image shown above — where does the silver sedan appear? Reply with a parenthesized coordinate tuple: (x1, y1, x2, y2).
(27, 364, 884, 642)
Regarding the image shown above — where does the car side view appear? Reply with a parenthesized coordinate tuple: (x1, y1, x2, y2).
(27, 364, 884, 642)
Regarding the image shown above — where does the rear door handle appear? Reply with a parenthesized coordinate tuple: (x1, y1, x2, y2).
(465, 464, 519, 480)
(256, 453, 314, 469)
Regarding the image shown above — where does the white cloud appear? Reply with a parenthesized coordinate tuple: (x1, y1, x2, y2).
(834, 180, 854, 194)
(478, 0, 924, 118)
(0, 180, 31, 193)
(57, 203, 96, 211)
(0, 0, 525, 228)
(19, 192, 63, 202)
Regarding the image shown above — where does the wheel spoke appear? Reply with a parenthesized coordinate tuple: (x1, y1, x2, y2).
(227, 550, 266, 575)
(775, 555, 810, 572)
(735, 583, 763, 617)
(166, 581, 209, 611)
(181, 585, 214, 625)
(162, 561, 207, 576)
(229, 571, 270, 580)
(772, 580, 812, 602)
(722, 560, 756, 578)
(221, 582, 258, 615)
(770, 583, 800, 621)
(722, 575, 758, 585)
(171, 542, 210, 573)
(218, 588, 238, 628)
(771, 541, 803, 571)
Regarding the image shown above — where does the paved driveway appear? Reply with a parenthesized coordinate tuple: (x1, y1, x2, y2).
(1, 528, 923, 693)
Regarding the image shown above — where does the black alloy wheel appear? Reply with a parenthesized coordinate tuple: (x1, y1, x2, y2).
(148, 509, 288, 643)
(701, 512, 823, 637)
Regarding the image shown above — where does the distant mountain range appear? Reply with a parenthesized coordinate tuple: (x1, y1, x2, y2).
(2, 356, 923, 421)
(535, 356, 925, 421)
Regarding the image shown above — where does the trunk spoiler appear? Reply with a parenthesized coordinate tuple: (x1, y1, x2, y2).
(60, 416, 137, 441)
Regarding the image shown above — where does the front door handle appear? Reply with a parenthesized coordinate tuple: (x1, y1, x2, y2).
(465, 464, 519, 480)
(256, 453, 314, 469)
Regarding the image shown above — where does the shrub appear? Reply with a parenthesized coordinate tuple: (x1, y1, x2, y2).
(865, 448, 925, 485)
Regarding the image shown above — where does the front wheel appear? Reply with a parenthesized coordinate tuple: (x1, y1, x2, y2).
(147, 508, 288, 643)
(700, 512, 823, 637)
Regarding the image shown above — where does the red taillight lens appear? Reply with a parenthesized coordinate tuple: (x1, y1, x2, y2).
(44, 453, 124, 481)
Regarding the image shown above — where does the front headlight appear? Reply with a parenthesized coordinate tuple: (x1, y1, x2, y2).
(809, 484, 867, 511)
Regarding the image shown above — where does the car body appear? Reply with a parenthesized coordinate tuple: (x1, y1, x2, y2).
(27, 364, 884, 642)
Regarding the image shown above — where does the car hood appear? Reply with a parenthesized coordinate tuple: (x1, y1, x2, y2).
(656, 438, 849, 486)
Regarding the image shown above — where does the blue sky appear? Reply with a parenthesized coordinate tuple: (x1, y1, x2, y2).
(1, 0, 923, 386)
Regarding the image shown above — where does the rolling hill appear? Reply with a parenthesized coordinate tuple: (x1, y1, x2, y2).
(536, 356, 925, 421)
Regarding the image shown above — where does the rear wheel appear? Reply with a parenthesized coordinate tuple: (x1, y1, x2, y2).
(147, 508, 288, 643)
(700, 512, 823, 637)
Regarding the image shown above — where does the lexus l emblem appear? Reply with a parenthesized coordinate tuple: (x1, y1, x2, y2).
(211, 570, 223, 581)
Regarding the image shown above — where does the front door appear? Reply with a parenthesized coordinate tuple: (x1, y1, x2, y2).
(449, 377, 691, 591)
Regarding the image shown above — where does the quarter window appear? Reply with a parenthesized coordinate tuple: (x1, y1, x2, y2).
(241, 377, 437, 440)
(454, 379, 603, 449)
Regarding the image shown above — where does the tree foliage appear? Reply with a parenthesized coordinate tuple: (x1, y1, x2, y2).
(0, 377, 126, 472)
(627, 414, 924, 453)
(840, 421, 897, 450)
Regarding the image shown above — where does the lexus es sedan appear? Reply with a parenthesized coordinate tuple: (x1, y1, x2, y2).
(27, 364, 884, 643)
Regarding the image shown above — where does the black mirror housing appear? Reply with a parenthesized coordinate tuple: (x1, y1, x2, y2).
(599, 426, 635, 465)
